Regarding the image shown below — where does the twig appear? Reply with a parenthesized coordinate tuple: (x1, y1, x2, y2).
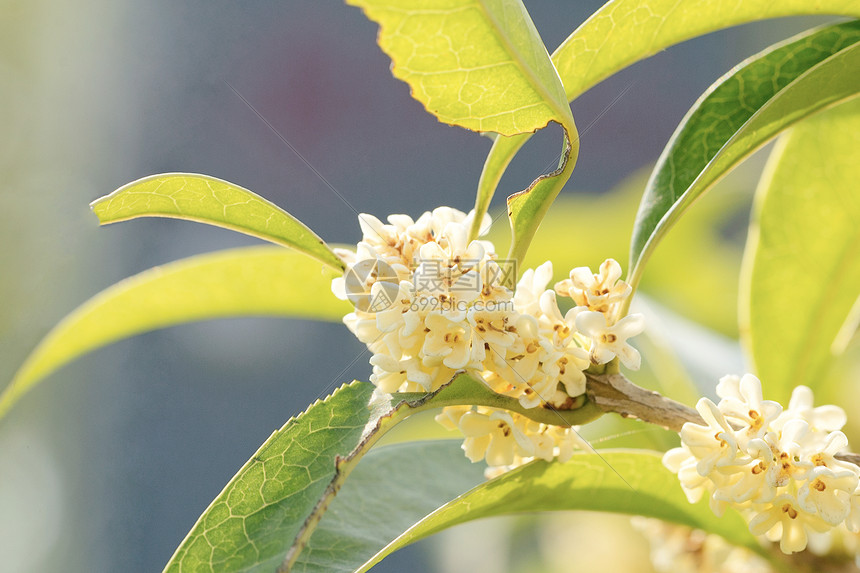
(585, 372, 703, 432)
(584, 372, 860, 468)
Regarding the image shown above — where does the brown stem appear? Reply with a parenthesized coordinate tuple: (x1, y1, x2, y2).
(584, 372, 860, 468)
(585, 372, 703, 432)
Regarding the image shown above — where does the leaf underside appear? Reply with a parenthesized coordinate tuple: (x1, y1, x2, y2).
(362, 450, 766, 571)
(165, 373, 603, 572)
(291, 440, 485, 573)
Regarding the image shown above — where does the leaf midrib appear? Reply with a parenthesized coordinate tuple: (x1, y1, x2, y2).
(475, 0, 573, 132)
(630, 39, 860, 286)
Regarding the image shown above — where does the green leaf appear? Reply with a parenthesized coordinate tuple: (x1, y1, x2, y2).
(471, 1, 860, 243)
(469, 133, 527, 242)
(165, 381, 378, 573)
(505, 132, 575, 270)
(628, 22, 860, 292)
(361, 451, 768, 571)
(741, 99, 860, 403)
(345, 0, 573, 137)
(346, 0, 582, 266)
(165, 374, 603, 572)
(91, 173, 344, 270)
(292, 440, 485, 573)
(0, 246, 349, 419)
(553, 1, 860, 104)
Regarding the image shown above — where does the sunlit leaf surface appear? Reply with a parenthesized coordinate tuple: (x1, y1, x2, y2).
(345, 0, 572, 136)
(92, 173, 344, 270)
(0, 247, 348, 419)
(742, 99, 860, 402)
(473, 1, 860, 245)
(165, 382, 378, 573)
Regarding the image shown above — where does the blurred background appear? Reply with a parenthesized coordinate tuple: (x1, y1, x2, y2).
(0, 2, 846, 571)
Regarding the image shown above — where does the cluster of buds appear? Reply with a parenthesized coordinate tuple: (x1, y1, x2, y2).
(663, 374, 860, 555)
(332, 208, 644, 474)
(435, 405, 590, 478)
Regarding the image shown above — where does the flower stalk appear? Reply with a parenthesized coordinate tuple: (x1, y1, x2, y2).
(586, 371, 860, 470)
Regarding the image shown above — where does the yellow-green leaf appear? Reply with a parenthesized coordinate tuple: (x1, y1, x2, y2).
(741, 99, 860, 403)
(0, 246, 349, 419)
(359, 451, 768, 571)
(553, 1, 860, 104)
(505, 132, 575, 268)
(92, 173, 344, 270)
(346, 0, 582, 267)
(471, 1, 860, 238)
(346, 0, 573, 136)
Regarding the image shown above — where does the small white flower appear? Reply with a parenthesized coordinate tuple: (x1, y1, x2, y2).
(342, 312, 382, 344)
(357, 213, 394, 244)
(807, 430, 859, 474)
(682, 399, 748, 476)
(422, 313, 482, 370)
(574, 310, 645, 369)
(758, 420, 812, 489)
(513, 261, 554, 316)
(371, 280, 416, 332)
(663, 447, 711, 504)
(714, 374, 741, 400)
(369, 354, 432, 393)
(554, 343, 589, 398)
(492, 314, 543, 386)
(555, 258, 631, 314)
(427, 206, 467, 238)
(434, 405, 469, 432)
(537, 290, 573, 341)
(845, 490, 860, 533)
(666, 374, 860, 555)
(458, 409, 534, 466)
(632, 517, 773, 573)
(715, 374, 782, 442)
(797, 465, 858, 525)
(773, 385, 847, 437)
(748, 494, 831, 553)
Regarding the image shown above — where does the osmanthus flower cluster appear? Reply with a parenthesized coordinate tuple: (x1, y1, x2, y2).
(663, 374, 860, 556)
(331, 207, 644, 474)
